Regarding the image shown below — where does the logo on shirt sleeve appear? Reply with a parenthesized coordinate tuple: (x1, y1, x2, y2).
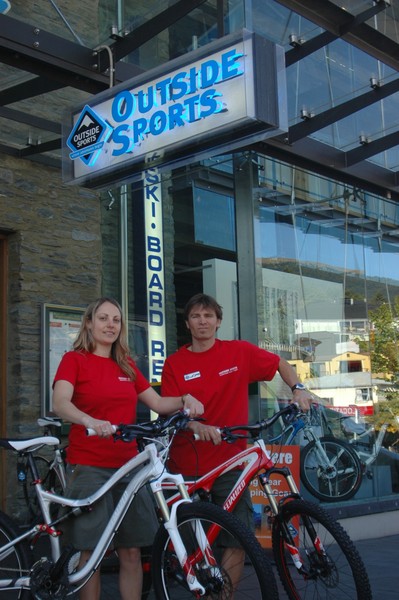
(184, 371, 201, 381)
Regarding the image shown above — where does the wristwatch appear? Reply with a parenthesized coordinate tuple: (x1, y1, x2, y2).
(291, 383, 307, 392)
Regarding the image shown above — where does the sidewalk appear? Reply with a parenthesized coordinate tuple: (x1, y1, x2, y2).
(100, 533, 399, 599)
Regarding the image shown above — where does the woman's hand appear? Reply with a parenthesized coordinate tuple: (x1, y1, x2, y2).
(182, 393, 204, 418)
(81, 416, 113, 438)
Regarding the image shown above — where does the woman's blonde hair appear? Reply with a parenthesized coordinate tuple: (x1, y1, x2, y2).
(73, 297, 136, 381)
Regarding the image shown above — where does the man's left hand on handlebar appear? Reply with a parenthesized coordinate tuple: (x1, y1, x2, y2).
(291, 388, 313, 412)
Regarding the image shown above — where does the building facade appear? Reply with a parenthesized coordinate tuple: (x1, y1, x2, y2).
(1, 1, 399, 523)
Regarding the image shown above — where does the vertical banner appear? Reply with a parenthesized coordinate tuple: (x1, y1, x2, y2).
(144, 157, 166, 383)
(249, 445, 300, 548)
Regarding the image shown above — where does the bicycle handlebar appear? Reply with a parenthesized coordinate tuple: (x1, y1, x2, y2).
(218, 403, 300, 443)
(192, 403, 300, 442)
(85, 410, 193, 441)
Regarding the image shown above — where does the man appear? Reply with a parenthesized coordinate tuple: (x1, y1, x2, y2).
(162, 293, 312, 478)
(161, 293, 312, 586)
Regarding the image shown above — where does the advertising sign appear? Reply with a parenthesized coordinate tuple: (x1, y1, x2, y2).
(63, 29, 287, 188)
(250, 445, 300, 548)
(327, 404, 374, 416)
(143, 157, 166, 383)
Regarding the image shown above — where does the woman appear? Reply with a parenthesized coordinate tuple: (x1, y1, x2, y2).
(52, 297, 203, 600)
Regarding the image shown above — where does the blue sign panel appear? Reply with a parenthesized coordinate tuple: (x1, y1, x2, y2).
(0, 1, 10, 14)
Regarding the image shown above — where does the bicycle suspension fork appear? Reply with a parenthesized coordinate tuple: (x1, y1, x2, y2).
(152, 476, 215, 596)
(259, 467, 327, 578)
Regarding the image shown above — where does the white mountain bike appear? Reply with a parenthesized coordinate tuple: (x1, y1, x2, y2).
(0, 411, 278, 599)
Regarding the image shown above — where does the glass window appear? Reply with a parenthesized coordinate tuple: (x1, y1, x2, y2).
(253, 155, 399, 504)
(193, 185, 236, 251)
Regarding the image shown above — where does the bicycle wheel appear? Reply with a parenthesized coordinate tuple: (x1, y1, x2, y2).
(300, 436, 363, 502)
(152, 501, 278, 600)
(272, 499, 372, 600)
(0, 510, 32, 599)
(22, 456, 64, 524)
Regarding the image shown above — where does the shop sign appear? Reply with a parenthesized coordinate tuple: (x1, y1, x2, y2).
(327, 404, 374, 416)
(63, 29, 287, 188)
(144, 156, 166, 383)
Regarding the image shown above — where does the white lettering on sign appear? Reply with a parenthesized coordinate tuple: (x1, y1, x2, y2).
(67, 33, 275, 185)
(144, 157, 166, 382)
(269, 452, 293, 465)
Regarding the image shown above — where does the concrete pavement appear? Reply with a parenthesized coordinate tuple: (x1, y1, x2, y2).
(99, 533, 399, 599)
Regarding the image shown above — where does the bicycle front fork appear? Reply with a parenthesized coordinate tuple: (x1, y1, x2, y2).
(153, 479, 214, 596)
(258, 467, 327, 578)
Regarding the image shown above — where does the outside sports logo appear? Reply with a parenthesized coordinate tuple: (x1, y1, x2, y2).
(0, 1, 11, 14)
(67, 105, 112, 167)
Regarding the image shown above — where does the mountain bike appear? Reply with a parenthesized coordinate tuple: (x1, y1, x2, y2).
(0, 411, 278, 600)
(17, 416, 67, 524)
(160, 404, 372, 600)
(339, 411, 389, 475)
(267, 403, 364, 502)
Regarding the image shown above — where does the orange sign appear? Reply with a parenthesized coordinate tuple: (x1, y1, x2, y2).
(249, 445, 300, 548)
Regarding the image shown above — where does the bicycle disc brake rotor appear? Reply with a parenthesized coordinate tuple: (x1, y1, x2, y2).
(30, 557, 68, 600)
(317, 465, 337, 481)
(309, 551, 339, 588)
(197, 565, 232, 600)
(166, 552, 233, 600)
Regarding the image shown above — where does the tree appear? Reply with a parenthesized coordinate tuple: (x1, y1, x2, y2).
(368, 295, 399, 382)
(368, 395, 399, 449)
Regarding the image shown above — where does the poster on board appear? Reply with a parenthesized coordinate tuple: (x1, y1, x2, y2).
(41, 304, 84, 414)
(249, 445, 300, 548)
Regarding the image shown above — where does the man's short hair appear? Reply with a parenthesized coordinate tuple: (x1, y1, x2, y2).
(183, 293, 223, 321)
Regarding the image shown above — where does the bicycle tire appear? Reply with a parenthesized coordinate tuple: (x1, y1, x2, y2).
(152, 501, 278, 600)
(271, 499, 372, 600)
(300, 435, 363, 502)
(22, 456, 64, 525)
(0, 510, 32, 599)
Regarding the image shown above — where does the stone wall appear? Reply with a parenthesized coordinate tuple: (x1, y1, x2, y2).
(0, 153, 102, 515)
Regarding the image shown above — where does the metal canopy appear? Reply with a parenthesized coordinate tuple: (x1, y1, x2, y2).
(0, 0, 398, 198)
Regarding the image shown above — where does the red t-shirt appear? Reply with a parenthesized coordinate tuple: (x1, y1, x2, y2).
(53, 351, 150, 467)
(161, 339, 280, 475)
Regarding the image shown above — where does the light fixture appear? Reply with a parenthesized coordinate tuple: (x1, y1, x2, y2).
(359, 134, 369, 145)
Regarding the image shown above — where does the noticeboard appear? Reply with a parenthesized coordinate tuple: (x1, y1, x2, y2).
(41, 303, 84, 415)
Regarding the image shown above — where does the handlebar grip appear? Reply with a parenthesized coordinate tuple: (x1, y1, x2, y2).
(86, 425, 117, 437)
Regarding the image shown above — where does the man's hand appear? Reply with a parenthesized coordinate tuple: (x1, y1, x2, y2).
(292, 389, 313, 411)
(188, 421, 222, 444)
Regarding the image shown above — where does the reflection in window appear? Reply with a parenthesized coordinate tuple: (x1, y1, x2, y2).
(254, 157, 399, 409)
(193, 185, 236, 252)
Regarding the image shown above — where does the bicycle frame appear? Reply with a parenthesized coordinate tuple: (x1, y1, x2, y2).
(345, 421, 388, 467)
(36, 416, 68, 491)
(166, 437, 297, 517)
(268, 415, 307, 447)
(163, 433, 312, 574)
(162, 411, 346, 577)
(0, 434, 212, 596)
